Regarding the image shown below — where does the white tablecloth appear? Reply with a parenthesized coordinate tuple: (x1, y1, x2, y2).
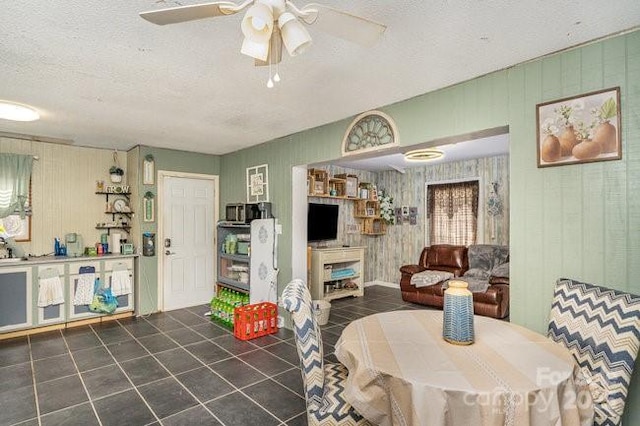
(334, 311, 593, 426)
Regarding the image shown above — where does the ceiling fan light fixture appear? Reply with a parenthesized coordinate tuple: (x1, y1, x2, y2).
(254, 27, 282, 66)
(278, 12, 312, 56)
(241, 3, 274, 42)
(0, 101, 40, 122)
(404, 148, 444, 162)
(241, 37, 270, 61)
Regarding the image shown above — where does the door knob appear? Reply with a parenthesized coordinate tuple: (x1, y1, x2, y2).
(165, 250, 174, 255)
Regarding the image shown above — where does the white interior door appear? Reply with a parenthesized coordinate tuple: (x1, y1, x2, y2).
(162, 175, 216, 311)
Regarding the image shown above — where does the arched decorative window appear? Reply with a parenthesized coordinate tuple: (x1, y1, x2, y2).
(341, 110, 399, 157)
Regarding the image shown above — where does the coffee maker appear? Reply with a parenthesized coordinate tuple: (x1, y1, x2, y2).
(257, 202, 272, 218)
(65, 233, 84, 257)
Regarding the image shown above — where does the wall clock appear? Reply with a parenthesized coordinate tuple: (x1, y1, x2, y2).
(342, 110, 399, 157)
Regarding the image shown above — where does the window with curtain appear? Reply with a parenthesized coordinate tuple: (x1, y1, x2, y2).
(427, 180, 479, 246)
(0, 153, 34, 241)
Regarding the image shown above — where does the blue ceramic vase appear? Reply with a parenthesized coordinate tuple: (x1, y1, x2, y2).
(443, 280, 475, 345)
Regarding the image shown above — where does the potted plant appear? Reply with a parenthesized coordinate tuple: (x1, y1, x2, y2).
(109, 165, 124, 183)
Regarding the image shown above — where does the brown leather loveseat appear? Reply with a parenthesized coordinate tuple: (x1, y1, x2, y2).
(399, 244, 510, 319)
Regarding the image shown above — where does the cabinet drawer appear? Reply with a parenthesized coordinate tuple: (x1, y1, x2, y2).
(321, 249, 362, 264)
(68, 261, 101, 275)
(104, 258, 133, 271)
(37, 263, 64, 277)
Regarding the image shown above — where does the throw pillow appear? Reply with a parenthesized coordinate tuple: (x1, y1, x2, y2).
(491, 262, 510, 278)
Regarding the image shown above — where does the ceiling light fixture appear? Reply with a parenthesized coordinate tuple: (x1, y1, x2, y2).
(140, 0, 386, 88)
(404, 148, 444, 162)
(0, 101, 40, 122)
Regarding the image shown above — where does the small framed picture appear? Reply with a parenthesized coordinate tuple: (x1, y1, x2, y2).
(143, 155, 155, 185)
(143, 195, 155, 222)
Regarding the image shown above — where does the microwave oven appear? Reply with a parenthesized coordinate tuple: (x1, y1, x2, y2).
(225, 203, 261, 223)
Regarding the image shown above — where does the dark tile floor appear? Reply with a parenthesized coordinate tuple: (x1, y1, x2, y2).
(0, 285, 428, 426)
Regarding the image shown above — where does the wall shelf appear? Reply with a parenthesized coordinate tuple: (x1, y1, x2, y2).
(96, 192, 133, 235)
(307, 169, 387, 236)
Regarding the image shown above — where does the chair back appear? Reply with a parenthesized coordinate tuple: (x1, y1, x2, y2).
(548, 278, 640, 425)
(282, 279, 324, 413)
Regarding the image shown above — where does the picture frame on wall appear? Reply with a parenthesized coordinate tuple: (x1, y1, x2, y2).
(246, 164, 269, 203)
(143, 154, 155, 185)
(143, 192, 155, 222)
(536, 87, 621, 168)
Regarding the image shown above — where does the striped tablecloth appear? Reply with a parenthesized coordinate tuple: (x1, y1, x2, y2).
(334, 310, 593, 426)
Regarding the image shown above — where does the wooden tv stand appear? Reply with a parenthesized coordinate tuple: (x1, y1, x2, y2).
(309, 246, 365, 301)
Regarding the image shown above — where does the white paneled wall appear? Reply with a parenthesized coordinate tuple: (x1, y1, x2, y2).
(0, 137, 129, 256)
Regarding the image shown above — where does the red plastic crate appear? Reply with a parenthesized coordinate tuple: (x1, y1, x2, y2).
(233, 302, 278, 341)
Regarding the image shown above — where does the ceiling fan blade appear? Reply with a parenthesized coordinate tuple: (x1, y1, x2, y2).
(300, 3, 386, 47)
(140, 1, 241, 26)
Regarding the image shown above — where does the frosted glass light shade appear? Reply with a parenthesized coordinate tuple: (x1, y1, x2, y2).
(241, 3, 274, 42)
(0, 101, 39, 121)
(241, 37, 270, 61)
(278, 12, 311, 56)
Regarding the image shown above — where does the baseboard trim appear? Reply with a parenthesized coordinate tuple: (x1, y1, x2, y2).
(364, 280, 399, 289)
(0, 311, 134, 340)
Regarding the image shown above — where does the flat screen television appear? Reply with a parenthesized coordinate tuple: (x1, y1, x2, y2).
(307, 203, 339, 242)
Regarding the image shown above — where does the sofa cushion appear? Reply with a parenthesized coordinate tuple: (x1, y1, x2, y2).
(425, 245, 466, 268)
(410, 270, 454, 288)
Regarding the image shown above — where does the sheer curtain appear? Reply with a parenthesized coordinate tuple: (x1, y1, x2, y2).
(427, 180, 479, 246)
(0, 153, 33, 218)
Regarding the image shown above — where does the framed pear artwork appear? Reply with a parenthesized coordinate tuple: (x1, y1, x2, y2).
(536, 87, 621, 167)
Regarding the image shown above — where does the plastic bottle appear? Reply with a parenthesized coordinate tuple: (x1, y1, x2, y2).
(227, 305, 235, 328)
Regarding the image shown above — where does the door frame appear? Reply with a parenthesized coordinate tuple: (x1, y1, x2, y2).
(157, 170, 219, 312)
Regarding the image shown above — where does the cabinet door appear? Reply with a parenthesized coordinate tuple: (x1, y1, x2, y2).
(104, 260, 134, 313)
(35, 264, 67, 326)
(0, 266, 33, 332)
(67, 262, 101, 320)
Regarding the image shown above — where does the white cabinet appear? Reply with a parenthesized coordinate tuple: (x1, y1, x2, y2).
(217, 219, 277, 304)
(104, 258, 134, 313)
(309, 247, 365, 301)
(36, 263, 66, 326)
(0, 254, 136, 335)
(0, 266, 33, 333)
(68, 260, 101, 321)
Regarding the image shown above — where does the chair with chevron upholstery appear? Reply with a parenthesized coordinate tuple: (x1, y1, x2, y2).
(547, 278, 640, 426)
(282, 279, 370, 426)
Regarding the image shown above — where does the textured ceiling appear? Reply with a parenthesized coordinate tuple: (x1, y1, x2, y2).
(1, 1, 639, 155)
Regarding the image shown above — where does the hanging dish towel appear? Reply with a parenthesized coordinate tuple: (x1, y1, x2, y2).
(111, 269, 132, 296)
(37, 269, 64, 307)
(73, 272, 96, 305)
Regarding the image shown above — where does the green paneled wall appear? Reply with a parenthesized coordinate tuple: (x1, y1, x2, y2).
(508, 33, 640, 422)
(219, 31, 640, 422)
(133, 145, 220, 314)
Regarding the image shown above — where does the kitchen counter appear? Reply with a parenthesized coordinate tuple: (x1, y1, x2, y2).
(0, 253, 138, 268)
(1, 253, 137, 336)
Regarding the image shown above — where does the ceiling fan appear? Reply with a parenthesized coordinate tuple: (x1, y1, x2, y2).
(140, 0, 386, 85)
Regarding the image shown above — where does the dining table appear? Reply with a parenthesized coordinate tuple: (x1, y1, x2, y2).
(334, 310, 594, 426)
